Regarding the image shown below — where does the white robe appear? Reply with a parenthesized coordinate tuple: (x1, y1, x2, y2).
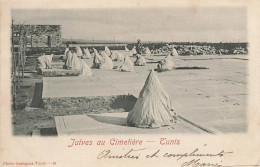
(79, 59, 93, 76)
(76, 46, 83, 56)
(38, 54, 53, 69)
(171, 48, 178, 56)
(101, 52, 113, 69)
(131, 46, 137, 54)
(105, 46, 111, 56)
(70, 53, 81, 70)
(120, 56, 134, 72)
(116, 52, 124, 61)
(145, 47, 151, 56)
(82, 48, 91, 59)
(163, 54, 175, 70)
(127, 69, 174, 128)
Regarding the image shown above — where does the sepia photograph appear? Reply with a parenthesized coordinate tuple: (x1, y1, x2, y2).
(10, 8, 249, 136)
(1, 1, 260, 167)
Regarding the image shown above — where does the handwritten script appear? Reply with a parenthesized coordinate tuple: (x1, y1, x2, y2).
(97, 147, 258, 167)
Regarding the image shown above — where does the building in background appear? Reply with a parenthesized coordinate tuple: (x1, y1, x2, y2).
(13, 25, 62, 47)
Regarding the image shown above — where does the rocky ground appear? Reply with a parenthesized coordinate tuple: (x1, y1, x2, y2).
(151, 45, 247, 55)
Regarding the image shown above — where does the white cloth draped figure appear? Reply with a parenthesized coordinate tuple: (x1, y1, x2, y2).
(145, 47, 151, 56)
(119, 56, 134, 72)
(92, 49, 103, 68)
(110, 51, 117, 61)
(105, 46, 111, 56)
(116, 52, 124, 61)
(37, 54, 53, 69)
(127, 69, 175, 128)
(64, 48, 69, 56)
(171, 48, 178, 56)
(100, 52, 113, 69)
(70, 52, 81, 70)
(163, 54, 175, 70)
(131, 46, 137, 54)
(76, 46, 83, 56)
(82, 48, 91, 59)
(134, 54, 146, 66)
(79, 59, 93, 76)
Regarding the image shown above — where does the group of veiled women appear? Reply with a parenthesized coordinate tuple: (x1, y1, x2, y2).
(38, 45, 176, 76)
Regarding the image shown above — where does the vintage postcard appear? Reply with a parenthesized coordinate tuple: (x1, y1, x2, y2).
(0, 0, 260, 166)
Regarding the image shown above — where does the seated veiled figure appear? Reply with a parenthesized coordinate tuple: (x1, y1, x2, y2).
(79, 59, 93, 76)
(145, 47, 151, 56)
(131, 46, 137, 55)
(92, 49, 103, 69)
(134, 54, 146, 66)
(119, 56, 134, 72)
(66, 51, 81, 70)
(105, 46, 111, 57)
(127, 69, 176, 128)
(171, 48, 178, 56)
(100, 51, 113, 69)
(76, 46, 83, 57)
(82, 48, 91, 59)
(157, 54, 175, 72)
(37, 53, 53, 69)
(110, 51, 117, 61)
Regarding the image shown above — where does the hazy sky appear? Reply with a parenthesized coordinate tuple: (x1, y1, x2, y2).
(12, 8, 247, 42)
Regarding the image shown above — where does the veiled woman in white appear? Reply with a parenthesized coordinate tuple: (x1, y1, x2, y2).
(100, 51, 113, 69)
(119, 56, 134, 72)
(127, 69, 175, 128)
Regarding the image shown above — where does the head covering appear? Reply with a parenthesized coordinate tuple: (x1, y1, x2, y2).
(127, 69, 174, 128)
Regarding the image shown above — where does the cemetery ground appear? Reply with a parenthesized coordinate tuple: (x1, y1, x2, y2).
(12, 54, 248, 136)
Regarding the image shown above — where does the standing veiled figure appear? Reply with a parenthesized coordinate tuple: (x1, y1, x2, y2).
(100, 51, 113, 69)
(119, 56, 134, 72)
(127, 69, 175, 128)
